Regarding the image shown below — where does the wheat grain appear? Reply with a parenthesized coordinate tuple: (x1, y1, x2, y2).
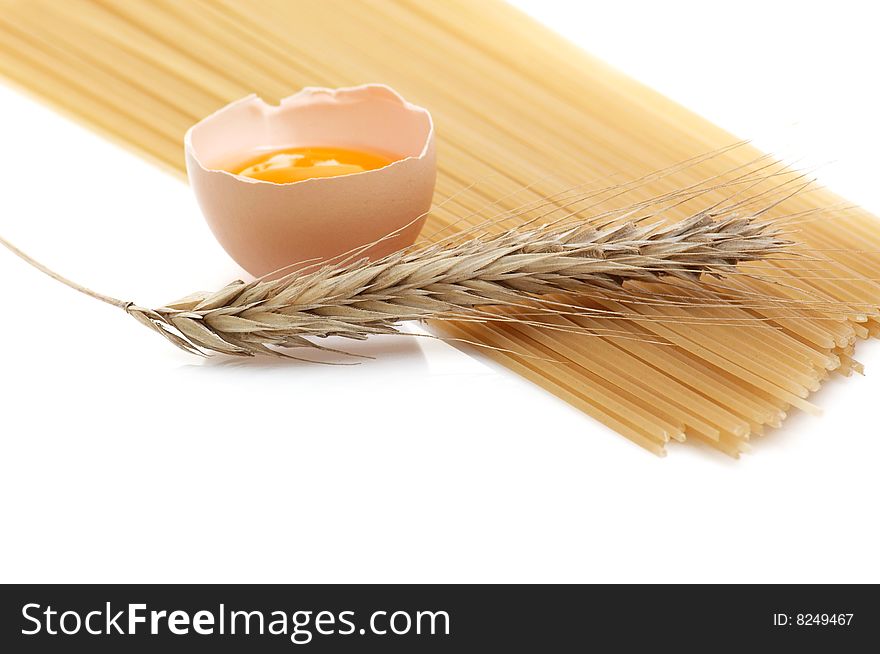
(0, 203, 790, 360)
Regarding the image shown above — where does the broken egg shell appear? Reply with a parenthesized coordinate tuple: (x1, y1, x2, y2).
(184, 84, 436, 278)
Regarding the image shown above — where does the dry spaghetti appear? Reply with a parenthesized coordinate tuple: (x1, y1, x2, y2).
(0, 0, 877, 456)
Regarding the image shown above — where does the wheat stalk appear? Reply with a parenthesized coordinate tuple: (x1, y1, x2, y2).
(0, 206, 790, 360)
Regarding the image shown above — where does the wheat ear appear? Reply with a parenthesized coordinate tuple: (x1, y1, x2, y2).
(1, 209, 789, 359)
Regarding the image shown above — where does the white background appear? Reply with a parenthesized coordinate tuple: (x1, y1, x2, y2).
(1, 0, 878, 583)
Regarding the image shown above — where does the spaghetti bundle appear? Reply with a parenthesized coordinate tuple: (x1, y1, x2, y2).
(1, 0, 878, 456)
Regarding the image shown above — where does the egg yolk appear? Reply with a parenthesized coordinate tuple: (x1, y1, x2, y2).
(233, 146, 394, 184)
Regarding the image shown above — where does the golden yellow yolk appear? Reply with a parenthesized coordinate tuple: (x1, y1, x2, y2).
(233, 146, 393, 183)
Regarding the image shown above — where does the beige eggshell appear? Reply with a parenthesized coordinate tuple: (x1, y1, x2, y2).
(184, 84, 436, 277)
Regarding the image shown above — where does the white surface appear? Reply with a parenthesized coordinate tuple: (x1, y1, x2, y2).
(1, 1, 879, 584)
